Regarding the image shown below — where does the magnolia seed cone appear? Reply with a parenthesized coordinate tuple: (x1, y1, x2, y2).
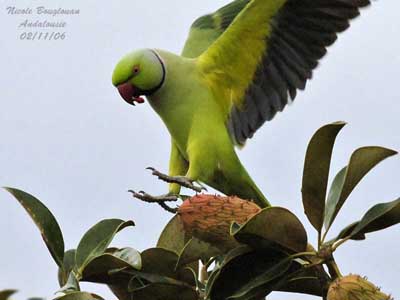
(327, 274, 392, 300)
(178, 194, 261, 252)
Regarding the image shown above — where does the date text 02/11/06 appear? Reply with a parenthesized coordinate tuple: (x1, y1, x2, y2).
(20, 32, 66, 41)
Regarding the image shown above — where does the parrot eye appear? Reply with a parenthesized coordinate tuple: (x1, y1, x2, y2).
(132, 65, 140, 75)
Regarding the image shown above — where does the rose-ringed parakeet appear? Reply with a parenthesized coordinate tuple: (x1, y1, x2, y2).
(112, 0, 371, 209)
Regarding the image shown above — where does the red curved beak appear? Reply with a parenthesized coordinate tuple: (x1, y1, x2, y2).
(117, 82, 145, 106)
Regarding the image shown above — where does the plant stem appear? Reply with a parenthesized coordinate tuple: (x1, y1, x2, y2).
(326, 259, 342, 280)
(318, 231, 322, 249)
(290, 251, 317, 259)
(321, 230, 329, 245)
(332, 236, 351, 251)
(199, 261, 209, 284)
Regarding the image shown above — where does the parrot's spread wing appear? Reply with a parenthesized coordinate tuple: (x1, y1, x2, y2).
(181, 0, 250, 58)
(182, 0, 370, 145)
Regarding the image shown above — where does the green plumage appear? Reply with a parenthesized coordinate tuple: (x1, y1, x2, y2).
(112, 0, 371, 208)
(146, 50, 269, 206)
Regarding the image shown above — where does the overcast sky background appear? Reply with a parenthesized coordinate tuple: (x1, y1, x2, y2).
(0, 0, 399, 299)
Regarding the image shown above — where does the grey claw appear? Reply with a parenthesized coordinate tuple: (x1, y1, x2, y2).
(196, 181, 208, 192)
(129, 189, 178, 214)
(143, 168, 205, 192)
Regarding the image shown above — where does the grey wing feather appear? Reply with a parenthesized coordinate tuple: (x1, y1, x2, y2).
(181, 0, 371, 146)
(229, 0, 371, 145)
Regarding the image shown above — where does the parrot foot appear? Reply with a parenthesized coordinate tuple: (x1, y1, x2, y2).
(146, 167, 207, 193)
(129, 190, 178, 214)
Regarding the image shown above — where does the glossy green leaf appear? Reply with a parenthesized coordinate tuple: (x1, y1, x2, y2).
(82, 248, 141, 284)
(141, 248, 179, 277)
(129, 283, 198, 300)
(4, 187, 64, 267)
(334, 198, 400, 243)
(232, 207, 307, 253)
(176, 237, 221, 269)
(58, 272, 80, 294)
(334, 222, 365, 241)
(207, 249, 288, 300)
(108, 284, 131, 300)
(205, 246, 253, 299)
(278, 276, 324, 297)
(104, 248, 146, 300)
(128, 270, 196, 291)
(58, 249, 77, 287)
(276, 261, 327, 296)
(0, 290, 17, 300)
(114, 247, 142, 269)
(113, 248, 199, 300)
(227, 257, 292, 300)
(302, 122, 346, 233)
(138, 247, 197, 287)
(75, 219, 135, 274)
(324, 167, 347, 230)
(55, 292, 104, 300)
(277, 275, 323, 296)
(157, 215, 191, 254)
(324, 147, 397, 231)
(351, 198, 400, 237)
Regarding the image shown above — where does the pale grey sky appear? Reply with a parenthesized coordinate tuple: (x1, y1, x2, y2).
(0, 0, 399, 299)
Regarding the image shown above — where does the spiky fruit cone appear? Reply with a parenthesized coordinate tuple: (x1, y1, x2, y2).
(178, 194, 261, 252)
(327, 274, 392, 300)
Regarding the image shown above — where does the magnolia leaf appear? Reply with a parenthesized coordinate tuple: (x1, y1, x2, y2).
(141, 248, 179, 277)
(58, 249, 77, 287)
(227, 257, 293, 300)
(135, 247, 197, 289)
(324, 167, 347, 230)
(276, 261, 327, 296)
(157, 215, 190, 254)
(324, 147, 397, 231)
(75, 219, 135, 274)
(335, 222, 366, 241)
(176, 237, 221, 269)
(207, 249, 288, 300)
(350, 198, 400, 238)
(332, 199, 400, 243)
(205, 246, 253, 299)
(128, 270, 195, 291)
(232, 207, 307, 253)
(157, 217, 201, 283)
(55, 292, 104, 300)
(4, 187, 65, 268)
(302, 122, 346, 234)
(126, 270, 198, 300)
(0, 290, 17, 300)
(81, 248, 141, 283)
(108, 284, 131, 300)
(114, 247, 142, 269)
(58, 272, 80, 294)
(129, 283, 198, 300)
(278, 276, 323, 296)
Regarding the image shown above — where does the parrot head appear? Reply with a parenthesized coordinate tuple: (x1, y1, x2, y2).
(112, 49, 165, 105)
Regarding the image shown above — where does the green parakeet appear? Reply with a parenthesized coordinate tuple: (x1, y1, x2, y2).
(112, 0, 370, 208)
